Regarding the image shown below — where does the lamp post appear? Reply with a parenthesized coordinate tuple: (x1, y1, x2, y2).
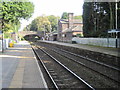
(49, 25, 52, 41)
(115, 0, 118, 48)
(1, 18, 4, 53)
(44, 25, 45, 39)
(2, 32, 4, 53)
(115, 0, 118, 29)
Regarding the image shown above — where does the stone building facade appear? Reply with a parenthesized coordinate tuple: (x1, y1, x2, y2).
(58, 13, 83, 42)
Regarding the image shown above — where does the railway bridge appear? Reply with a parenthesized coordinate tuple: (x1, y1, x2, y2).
(18, 31, 44, 41)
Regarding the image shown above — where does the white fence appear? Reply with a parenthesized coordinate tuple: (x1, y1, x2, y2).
(72, 37, 120, 48)
(0, 39, 9, 52)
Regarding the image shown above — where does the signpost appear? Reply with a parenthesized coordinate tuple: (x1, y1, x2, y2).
(115, 0, 118, 29)
(108, 29, 120, 48)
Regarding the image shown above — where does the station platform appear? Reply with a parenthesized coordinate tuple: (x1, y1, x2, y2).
(1, 41, 48, 88)
(40, 40, 120, 57)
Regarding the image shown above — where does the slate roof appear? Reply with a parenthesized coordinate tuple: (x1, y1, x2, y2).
(62, 26, 82, 33)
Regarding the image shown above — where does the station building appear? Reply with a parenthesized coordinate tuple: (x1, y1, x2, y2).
(57, 13, 83, 42)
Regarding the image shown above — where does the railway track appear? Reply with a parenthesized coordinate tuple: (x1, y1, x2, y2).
(34, 42, 120, 83)
(33, 42, 120, 88)
(32, 45, 95, 89)
(51, 47, 120, 83)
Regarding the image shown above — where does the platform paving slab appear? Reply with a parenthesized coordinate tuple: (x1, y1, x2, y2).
(1, 41, 48, 88)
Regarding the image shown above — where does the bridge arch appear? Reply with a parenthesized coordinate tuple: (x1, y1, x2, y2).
(18, 31, 44, 41)
(23, 34, 41, 41)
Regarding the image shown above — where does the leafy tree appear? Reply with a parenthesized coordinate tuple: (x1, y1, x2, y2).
(83, 2, 95, 37)
(61, 12, 82, 20)
(118, 2, 120, 29)
(83, 2, 119, 37)
(36, 15, 51, 32)
(61, 12, 68, 19)
(30, 19, 38, 31)
(0, 0, 34, 32)
(23, 24, 31, 31)
(30, 15, 51, 33)
(29, 15, 60, 33)
(47, 15, 60, 32)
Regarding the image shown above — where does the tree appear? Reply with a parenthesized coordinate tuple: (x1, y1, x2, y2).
(36, 15, 51, 32)
(118, 2, 120, 29)
(29, 18, 38, 31)
(29, 15, 60, 33)
(83, 2, 95, 37)
(23, 24, 31, 31)
(47, 15, 60, 32)
(83, 2, 119, 37)
(61, 12, 68, 19)
(30, 15, 51, 33)
(0, 0, 34, 32)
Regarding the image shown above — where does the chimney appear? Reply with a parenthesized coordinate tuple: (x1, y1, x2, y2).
(68, 13, 74, 28)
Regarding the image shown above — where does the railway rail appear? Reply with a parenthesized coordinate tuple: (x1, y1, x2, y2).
(33, 42, 120, 88)
(32, 45, 95, 89)
(51, 47, 120, 83)
(34, 42, 120, 83)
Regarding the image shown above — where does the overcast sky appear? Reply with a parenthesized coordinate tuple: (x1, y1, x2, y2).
(19, 0, 84, 31)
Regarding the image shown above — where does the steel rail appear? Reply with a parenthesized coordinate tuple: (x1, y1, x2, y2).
(34, 43, 120, 84)
(54, 47, 120, 72)
(51, 48, 120, 84)
(32, 46, 59, 90)
(35, 42, 119, 71)
(39, 47, 95, 90)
